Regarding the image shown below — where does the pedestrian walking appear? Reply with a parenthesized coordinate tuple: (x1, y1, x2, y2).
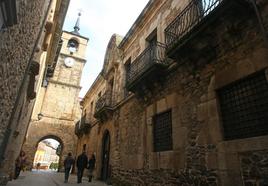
(63, 152, 75, 183)
(87, 154, 96, 182)
(14, 151, 27, 179)
(36, 162, 41, 171)
(76, 151, 88, 183)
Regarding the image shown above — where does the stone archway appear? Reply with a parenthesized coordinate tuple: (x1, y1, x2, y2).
(22, 121, 77, 171)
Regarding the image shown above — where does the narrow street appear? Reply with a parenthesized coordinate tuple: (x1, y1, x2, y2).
(7, 171, 108, 186)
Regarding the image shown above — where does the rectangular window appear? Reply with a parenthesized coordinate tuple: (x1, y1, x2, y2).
(153, 109, 173, 152)
(124, 58, 131, 97)
(90, 101, 94, 116)
(218, 70, 268, 140)
(146, 28, 157, 47)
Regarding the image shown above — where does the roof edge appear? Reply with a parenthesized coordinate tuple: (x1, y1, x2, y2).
(118, 0, 154, 49)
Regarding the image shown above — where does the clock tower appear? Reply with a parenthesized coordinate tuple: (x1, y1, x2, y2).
(23, 13, 89, 170)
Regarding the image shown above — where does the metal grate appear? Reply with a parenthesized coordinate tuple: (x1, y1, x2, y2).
(218, 71, 268, 140)
(153, 110, 173, 152)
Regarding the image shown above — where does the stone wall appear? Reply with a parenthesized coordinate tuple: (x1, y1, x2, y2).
(240, 150, 268, 186)
(0, 0, 49, 152)
(76, 0, 268, 185)
(0, 0, 51, 184)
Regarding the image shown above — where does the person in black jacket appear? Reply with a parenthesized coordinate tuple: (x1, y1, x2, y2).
(87, 154, 96, 182)
(76, 151, 88, 183)
(64, 152, 75, 183)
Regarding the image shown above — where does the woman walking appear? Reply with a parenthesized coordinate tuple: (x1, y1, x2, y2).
(14, 151, 27, 179)
(63, 152, 75, 183)
(87, 154, 96, 182)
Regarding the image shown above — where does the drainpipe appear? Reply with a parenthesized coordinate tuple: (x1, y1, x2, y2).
(249, 0, 268, 46)
(0, 0, 52, 164)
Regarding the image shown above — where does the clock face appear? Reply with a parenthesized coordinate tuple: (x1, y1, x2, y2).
(64, 57, 74, 67)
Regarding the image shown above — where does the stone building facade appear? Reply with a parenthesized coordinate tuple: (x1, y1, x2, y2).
(0, 0, 69, 184)
(23, 26, 89, 172)
(77, 0, 268, 185)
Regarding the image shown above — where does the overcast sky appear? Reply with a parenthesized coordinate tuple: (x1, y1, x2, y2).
(63, 0, 150, 98)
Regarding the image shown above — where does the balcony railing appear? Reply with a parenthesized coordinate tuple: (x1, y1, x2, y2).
(165, 0, 222, 51)
(80, 114, 89, 125)
(94, 91, 117, 118)
(126, 42, 168, 89)
(75, 121, 82, 136)
(75, 114, 92, 136)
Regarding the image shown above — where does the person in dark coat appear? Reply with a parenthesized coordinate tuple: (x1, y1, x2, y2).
(87, 154, 96, 182)
(63, 152, 75, 183)
(14, 151, 27, 179)
(76, 151, 88, 183)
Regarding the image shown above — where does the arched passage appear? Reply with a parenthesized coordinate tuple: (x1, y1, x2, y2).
(101, 130, 110, 181)
(33, 135, 63, 171)
(22, 122, 77, 172)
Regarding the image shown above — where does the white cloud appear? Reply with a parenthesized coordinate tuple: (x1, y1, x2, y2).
(63, 0, 149, 97)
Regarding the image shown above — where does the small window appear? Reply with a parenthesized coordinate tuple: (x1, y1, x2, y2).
(98, 92, 102, 98)
(90, 101, 94, 114)
(146, 28, 157, 47)
(218, 70, 268, 140)
(124, 58, 131, 97)
(153, 109, 172, 152)
(125, 58, 131, 82)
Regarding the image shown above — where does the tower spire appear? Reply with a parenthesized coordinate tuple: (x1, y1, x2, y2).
(73, 12, 81, 35)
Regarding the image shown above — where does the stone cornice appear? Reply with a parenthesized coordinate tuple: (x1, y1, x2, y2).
(118, 0, 154, 49)
(49, 79, 82, 89)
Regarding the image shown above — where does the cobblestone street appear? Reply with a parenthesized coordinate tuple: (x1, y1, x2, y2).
(7, 171, 108, 186)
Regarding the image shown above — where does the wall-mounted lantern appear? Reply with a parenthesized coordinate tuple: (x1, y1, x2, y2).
(37, 113, 43, 120)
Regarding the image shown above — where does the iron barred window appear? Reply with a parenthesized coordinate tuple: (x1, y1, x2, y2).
(218, 71, 268, 140)
(153, 110, 173, 152)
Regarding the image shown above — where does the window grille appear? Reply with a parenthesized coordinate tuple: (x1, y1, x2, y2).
(218, 71, 268, 140)
(153, 110, 173, 152)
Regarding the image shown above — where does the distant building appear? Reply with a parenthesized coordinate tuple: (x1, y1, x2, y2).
(76, 0, 268, 185)
(33, 141, 59, 170)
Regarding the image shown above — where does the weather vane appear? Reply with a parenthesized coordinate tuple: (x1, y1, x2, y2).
(73, 9, 83, 34)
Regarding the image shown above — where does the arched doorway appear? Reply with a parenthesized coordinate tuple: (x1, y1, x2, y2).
(101, 130, 110, 181)
(33, 135, 63, 171)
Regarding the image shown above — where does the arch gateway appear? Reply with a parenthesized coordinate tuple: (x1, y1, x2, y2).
(23, 121, 76, 170)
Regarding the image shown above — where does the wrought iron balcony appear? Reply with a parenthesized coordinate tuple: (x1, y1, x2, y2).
(80, 114, 91, 132)
(75, 121, 82, 137)
(74, 114, 92, 136)
(94, 91, 116, 121)
(165, 0, 249, 59)
(126, 42, 169, 92)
